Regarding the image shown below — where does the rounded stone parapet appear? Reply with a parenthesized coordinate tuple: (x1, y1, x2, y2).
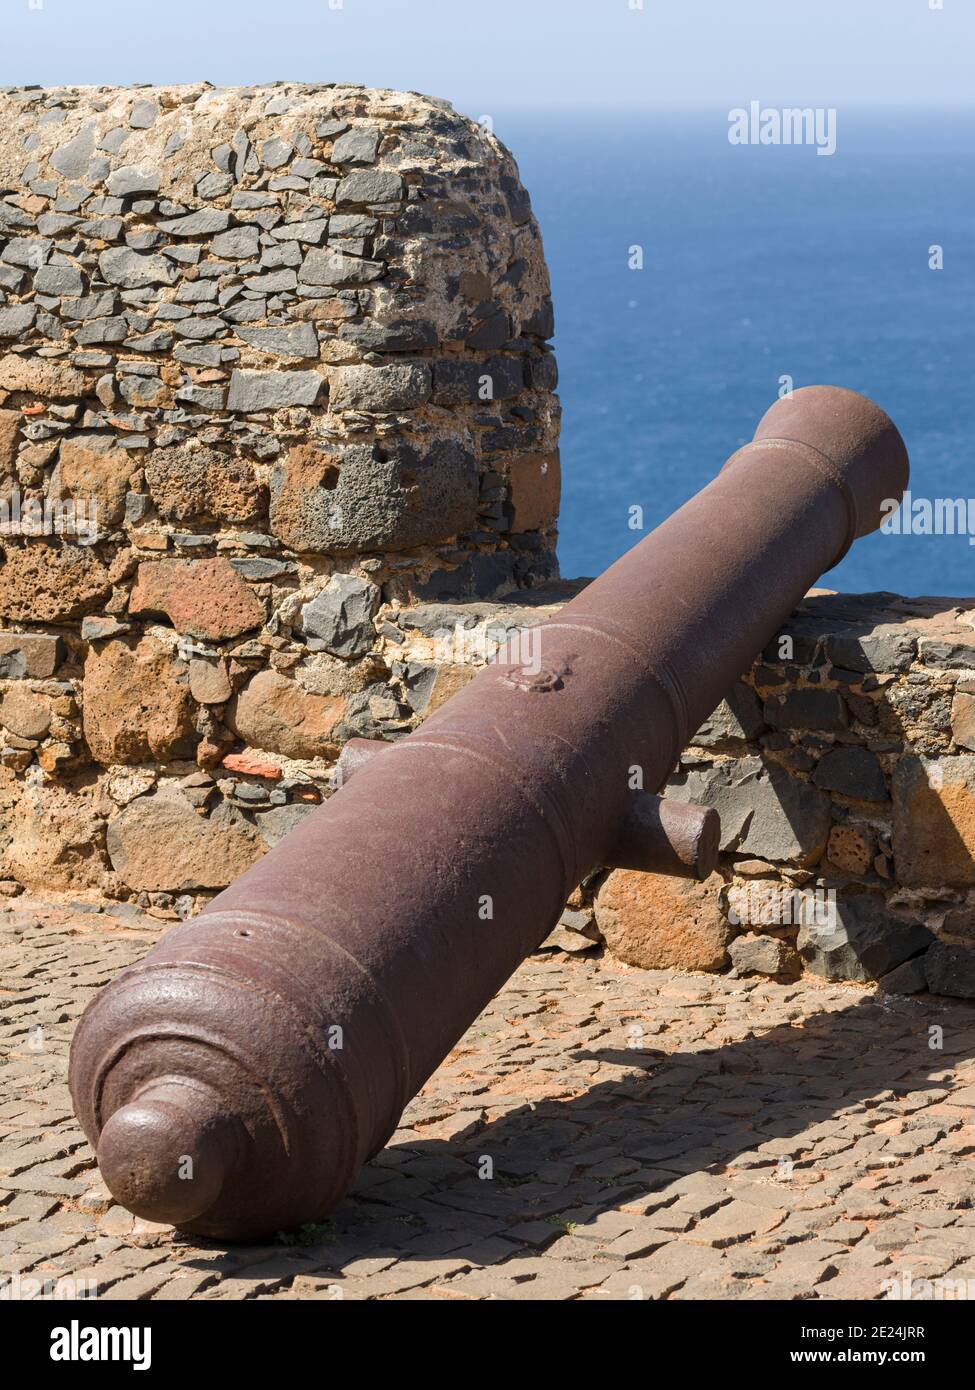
(0, 82, 560, 594)
(0, 83, 561, 898)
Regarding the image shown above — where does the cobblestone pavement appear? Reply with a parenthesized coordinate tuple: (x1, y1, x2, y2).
(3, 894, 975, 1301)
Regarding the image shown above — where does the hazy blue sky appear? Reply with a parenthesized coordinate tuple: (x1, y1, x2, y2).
(1, 0, 972, 115)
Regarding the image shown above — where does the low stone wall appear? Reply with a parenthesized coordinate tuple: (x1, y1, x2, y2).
(0, 83, 559, 902)
(5, 524, 975, 999)
(366, 583, 975, 1002)
(586, 589, 975, 1000)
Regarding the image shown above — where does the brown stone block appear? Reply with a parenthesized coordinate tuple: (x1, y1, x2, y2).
(728, 932, 800, 978)
(58, 435, 133, 528)
(231, 668, 345, 760)
(106, 792, 265, 892)
(950, 691, 975, 752)
(0, 353, 87, 399)
(82, 635, 196, 765)
(188, 656, 232, 704)
(0, 541, 117, 622)
(0, 687, 51, 740)
(4, 781, 105, 890)
(129, 557, 265, 641)
(0, 408, 20, 470)
(427, 662, 476, 714)
(595, 868, 731, 972)
(0, 632, 62, 677)
(893, 754, 975, 887)
(270, 437, 479, 554)
(508, 450, 560, 533)
(144, 445, 264, 524)
(222, 751, 281, 780)
(827, 822, 875, 876)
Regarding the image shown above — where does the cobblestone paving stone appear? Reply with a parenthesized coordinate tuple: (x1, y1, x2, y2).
(2, 894, 975, 1301)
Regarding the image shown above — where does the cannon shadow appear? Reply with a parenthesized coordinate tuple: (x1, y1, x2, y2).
(172, 985, 975, 1280)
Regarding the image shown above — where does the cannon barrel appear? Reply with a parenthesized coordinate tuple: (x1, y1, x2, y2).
(69, 386, 909, 1239)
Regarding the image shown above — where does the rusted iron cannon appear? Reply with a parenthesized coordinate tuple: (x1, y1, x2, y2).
(69, 386, 909, 1239)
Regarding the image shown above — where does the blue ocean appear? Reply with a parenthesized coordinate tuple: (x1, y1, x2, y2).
(499, 108, 975, 596)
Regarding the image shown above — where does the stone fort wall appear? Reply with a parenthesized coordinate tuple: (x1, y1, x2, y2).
(0, 82, 559, 901)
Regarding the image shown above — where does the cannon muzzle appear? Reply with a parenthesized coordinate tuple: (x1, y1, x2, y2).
(69, 386, 909, 1239)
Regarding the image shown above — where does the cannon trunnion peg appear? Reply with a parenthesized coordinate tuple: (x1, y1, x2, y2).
(70, 387, 910, 1239)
